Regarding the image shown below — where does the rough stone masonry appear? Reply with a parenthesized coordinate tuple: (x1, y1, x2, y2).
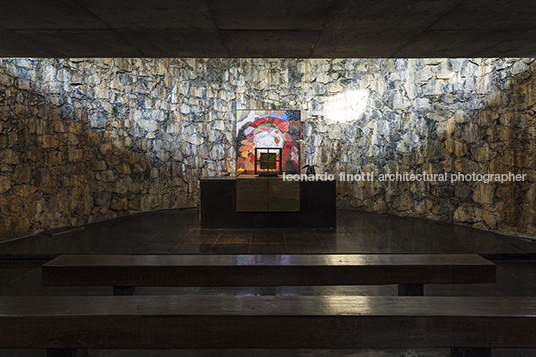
(0, 57, 535, 241)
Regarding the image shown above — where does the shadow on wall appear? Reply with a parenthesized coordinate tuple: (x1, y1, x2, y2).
(468, 66, 536, 236)
(330, 59, 536, 238)
(0, 59, 204, 241)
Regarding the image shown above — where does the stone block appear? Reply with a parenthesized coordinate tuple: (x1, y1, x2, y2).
(0, 176, 10, 193)
(433, 200, 454, 217)
(0, 73, 14, 86)
(73, 183, 88, 197)
(112, 179, 129, 194)
(100, 170, 115, 182)
(99, 142, 113, 155)
(43, 174, 58, 195)
(14, 185, 37, 197)
(14, 165, 32, 184)
(93, 160, 107, 171)
(479, 208, 499, 229)
(504, 206, 525, 227)
(103, 154, 120, 166)
(431, 185, 455, 198)
(44, 151, 62, 167)
(13, 217, 31, 237)
(68, 148, 84, 162)
(150, 195, 163, 209)
(473, 183, 495, 205)
(37, 135, 59, 149)
(454, 141, 467, 158)
(454, 203, 478, 223)
(495, 185, 515, 202)
(110, 196, 128, 211)
(129, 197, 141, 211)
(0, 149, 19, 165)
(454, 183, 473, 199)
(116, 163, 131, 174)
(394, 196, 412, 211)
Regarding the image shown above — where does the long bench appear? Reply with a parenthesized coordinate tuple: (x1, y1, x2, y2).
(1, 295, 535, 357)
(42, 253, 496, 296)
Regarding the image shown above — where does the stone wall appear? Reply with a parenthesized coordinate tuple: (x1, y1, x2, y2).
(0, 58, 535, 241)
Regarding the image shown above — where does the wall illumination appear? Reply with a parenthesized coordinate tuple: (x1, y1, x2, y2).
(324, 90, 369, 123)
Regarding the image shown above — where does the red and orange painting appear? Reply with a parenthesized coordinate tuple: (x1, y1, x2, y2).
(236, 110, 301, 175)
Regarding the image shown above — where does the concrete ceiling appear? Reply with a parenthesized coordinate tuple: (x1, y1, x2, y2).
(1, 0, 536, 58)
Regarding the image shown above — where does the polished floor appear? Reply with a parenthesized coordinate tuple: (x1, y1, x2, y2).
(1, 208, 536, 357)
(2, 208, 536, 259)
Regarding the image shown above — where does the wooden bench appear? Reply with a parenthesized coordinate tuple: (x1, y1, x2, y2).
(42, 253, 496, 296)
(1, 295, 535, 357)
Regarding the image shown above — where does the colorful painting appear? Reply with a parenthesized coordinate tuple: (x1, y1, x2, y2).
(236, 110, 301, 175)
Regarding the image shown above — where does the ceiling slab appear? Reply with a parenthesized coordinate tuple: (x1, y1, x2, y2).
(0, 0, 107, 30)
(393, 29, 523, 58)
(220, 30, 320, 58)
(118, 29, 229, 57)
(429, 0, 536, 30)
(314, 31, 419, 58)
(77, 0, 216, 30)
(8, 30, 144, 58)
(322, 0, 462, 32)
(489, 29, 536, 58)
(0, 0, 535, 57)
(207, 0, 337, 31)
(0, 29, 61, 57)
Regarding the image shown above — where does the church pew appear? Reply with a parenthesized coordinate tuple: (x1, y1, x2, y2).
(0, 295, 534, 357)
(42, 253, 496, 296)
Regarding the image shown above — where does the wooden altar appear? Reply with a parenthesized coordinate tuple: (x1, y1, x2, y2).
(200, 176, 336, 229)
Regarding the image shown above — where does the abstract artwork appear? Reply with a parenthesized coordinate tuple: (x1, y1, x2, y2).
(236, 110, 300, 175)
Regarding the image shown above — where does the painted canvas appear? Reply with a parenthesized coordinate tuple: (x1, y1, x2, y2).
(236, 110, 300, 175)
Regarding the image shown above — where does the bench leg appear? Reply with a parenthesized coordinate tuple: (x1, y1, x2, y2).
(113, 286, 136, 295)
(450, 348, 491, 357)
(47, 348, 77, 357)
(397, 283, 424, 296)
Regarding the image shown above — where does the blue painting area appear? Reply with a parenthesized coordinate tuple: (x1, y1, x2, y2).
(259, 111, 289, 121)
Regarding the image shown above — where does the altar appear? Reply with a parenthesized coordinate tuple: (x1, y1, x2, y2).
(200, 109, 335, 229)
(200, 176, 336, 229)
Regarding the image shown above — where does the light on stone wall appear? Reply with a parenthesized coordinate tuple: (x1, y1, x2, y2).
(324, 90, 368, 124)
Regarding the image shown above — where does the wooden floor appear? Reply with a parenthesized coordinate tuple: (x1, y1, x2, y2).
(1, 209, 536, 356)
